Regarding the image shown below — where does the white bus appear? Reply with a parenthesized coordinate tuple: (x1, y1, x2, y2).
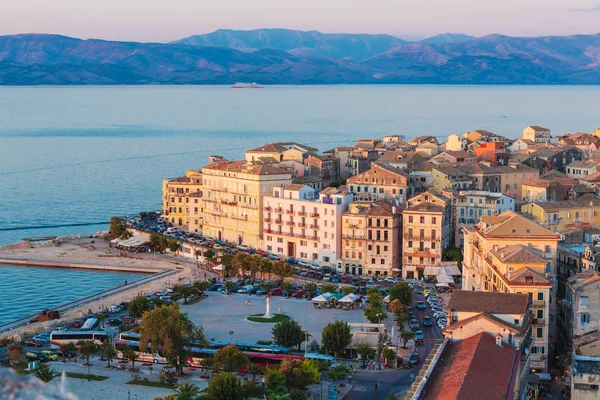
(50, 330, 109, 345)
(115, 340, 167, 364)
(304, 353, 339, 369)
(119, 331, 140, 341)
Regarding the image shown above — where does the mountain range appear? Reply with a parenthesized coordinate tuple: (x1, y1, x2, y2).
(0, 29, 599, 85)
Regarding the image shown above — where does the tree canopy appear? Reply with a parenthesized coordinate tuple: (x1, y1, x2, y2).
(128, 294, 150, 318)
(205, 372, 244, 400)
(109, 216, 130, 239)
(213, 344, 249, 373)
(389, 282, 412, 307)
(321, 321, 352, 357)
(278, 358, 319, 391)
(272, 319, 305, 350)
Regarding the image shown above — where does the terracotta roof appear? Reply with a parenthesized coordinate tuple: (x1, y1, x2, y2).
(491, 244, 547, 264)
(567, 160, 599, 169)
(445, 312, 522, 335)
(167, 176, 191, 183)
(540, 170, 568, 179)
(567, 271, 600, 290)
(203, 160, 290, 176)
(533, 194, 600, 211)
(347, 163, 408, 184)
(582, 171, 600, 182)
(284, 183, 308, 191)
(433, 166, 470, 177)
(479, 210, 557, 238)
(527, 125, 550, 131)
(320, 186, 350, 196)
(507, 267, 550, 286)
(292, 175, 321, 184)
(376, 150, 407, 163)
(516, 139, 535, 145)
(404, 202, 444, 213)
(422, 332, 518, 400)
(246, 143, 287, 153)
(448, 290, 529, 315)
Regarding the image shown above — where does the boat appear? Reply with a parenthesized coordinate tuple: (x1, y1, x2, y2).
(231, 82, 264, 88)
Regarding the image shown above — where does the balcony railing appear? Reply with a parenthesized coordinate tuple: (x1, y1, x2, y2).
(298, 223, 307, 228)
(264, 206, 272, 211)
(286, 209, 294, 215)
(532, 300, 545, 307)
(534, 318, 546, 326)
(274, 208, 283, 213)
(310, 224, 320, 229)
(264, 218, 272, 223)
(343, 235, 366, 240)
(349, 224, 360, 229)
(274, 219, 283, 225)
(310, 212, 320, 218)
(286, 221, 295, 227)
(297, 211, 307, 216)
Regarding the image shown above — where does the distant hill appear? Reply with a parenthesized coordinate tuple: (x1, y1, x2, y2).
(419, 33, 476, 44)
(171, 29, 408, 61)
(0, 31, 599, 85)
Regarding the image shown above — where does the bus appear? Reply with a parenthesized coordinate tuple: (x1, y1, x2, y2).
(187, 347, 303, 369)
(205, 341, 290, 354)
(50, 330, 108, 345)
(119, 331, 140, 341)
(304, 353, 338, 369)
(114, 340, 167, 364)
(80, 318, 98, 331)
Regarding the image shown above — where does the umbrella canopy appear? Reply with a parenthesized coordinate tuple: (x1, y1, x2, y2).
(213, 264, 225, 271)
(331, 293, 344, 300)
(312, 295, 327, 302)
(384, 295, 391, 303)
(436, 272, 454, 284)
(347, 294, 360, 301)
(435, 282, 449, 287)
(322, 292, 334, 299)
(338, 295, 354, 303)
(391, 268, 401, 272)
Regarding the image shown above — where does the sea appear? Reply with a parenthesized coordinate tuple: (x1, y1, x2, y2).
(0, 85, 599, 323)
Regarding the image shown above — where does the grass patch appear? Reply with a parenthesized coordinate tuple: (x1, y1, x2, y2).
(247, 314, 291, 323)
(126, 379, 175, 389)
(65, 372, 109, 381)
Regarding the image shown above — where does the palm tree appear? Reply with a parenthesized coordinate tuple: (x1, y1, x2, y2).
(34, 366, 60, 383)
(172, 381, 201, 400)
(105, 344, 117, 368)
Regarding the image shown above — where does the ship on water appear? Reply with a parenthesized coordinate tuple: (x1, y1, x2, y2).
(231, 82, 264, 88)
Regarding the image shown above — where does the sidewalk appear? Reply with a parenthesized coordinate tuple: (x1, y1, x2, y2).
(308, 381, 353, 400)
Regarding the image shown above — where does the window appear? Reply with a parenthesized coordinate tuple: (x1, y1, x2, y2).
(408, 241, 413, 248)
(537, 292, 544, 301)
(536, 327, 543, 338)
(420, 216, 425, 224)
(537, 309, 544, 319)
(581, 297, 589, 307)
(277, 238, 283, 243)
(371, 258, 376, 264)
(409, 216, 413, 223)
(581, 313, 591, 324)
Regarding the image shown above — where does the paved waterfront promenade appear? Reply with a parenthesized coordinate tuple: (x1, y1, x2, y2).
(0, 257, 164, 273)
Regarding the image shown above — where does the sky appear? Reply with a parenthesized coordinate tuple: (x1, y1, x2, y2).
(1, 0, 600, 42)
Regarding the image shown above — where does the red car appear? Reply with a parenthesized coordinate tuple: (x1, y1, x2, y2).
(120, 316, 135, 324)
(257, 250, 268, 256)
(269, 288, 283, 296)
(340, 275, 349, 283)
(291, 290, 306, 298)
(23, 341, 42, 347)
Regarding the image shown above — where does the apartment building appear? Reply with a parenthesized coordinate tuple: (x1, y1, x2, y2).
(462, 211, 559, 371)
(347, 163, 412, 203)
(201, 160, 293, 249)
(473, 141, 507, 165)
(521, 126, 552, 144)
(454, 190, 515, 247)
(564, 272, 600, 345)
(566, 160, 599, 179)
(338, 200, 401, 276)
(187, 192, 203, 233)
(402, 191, 451, 278)
(162, 170, 203, 227)
(304, 154, 340, 188)
(262, 185, 352, 267)
(521, 193, 600, 233)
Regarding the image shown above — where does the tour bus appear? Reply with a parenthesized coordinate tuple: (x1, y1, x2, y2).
(206, 340, 290, 354)
(50, 330, 109, 345)
(80, 318, 98, 331)
(304, 353, 339, 369)
(187, 347, 303, 369)
(119, 331, 140, 341)
(114, 340, 167, 364)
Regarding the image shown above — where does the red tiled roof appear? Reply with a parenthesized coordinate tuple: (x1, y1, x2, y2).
(422, 332, 518, 400)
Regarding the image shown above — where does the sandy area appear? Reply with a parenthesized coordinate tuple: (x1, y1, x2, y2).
(0, 237, 217, 340)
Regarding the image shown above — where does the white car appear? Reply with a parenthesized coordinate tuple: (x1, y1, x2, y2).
(384, 277, 395, 284)
(323, 274, 331, 281)
(298, 261, 310, 268)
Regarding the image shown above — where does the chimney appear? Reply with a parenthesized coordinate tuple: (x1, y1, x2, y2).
(495, 333, 503, 347)
(392, 206, 397, 214)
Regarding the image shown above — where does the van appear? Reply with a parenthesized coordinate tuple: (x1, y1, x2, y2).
(323, 274, 331, 282)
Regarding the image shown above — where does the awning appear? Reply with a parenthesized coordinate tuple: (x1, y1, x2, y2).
(391, 268, 401, 272)
(423, 266, 439, 276)
(312, 295, 327, 302)
(444, 265, 461, 276)
(436, 273, 454, 284)
(339, 296, 354, 303)
(436, 282, 449, 287)
(213, 264, 224, 271)
(403, 265, 417, 272)
(322, 292, 334, 299)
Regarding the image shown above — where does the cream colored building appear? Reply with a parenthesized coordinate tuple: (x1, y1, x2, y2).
(162, 170, 203, 227)
(338, 200, 401, 276)
(263, 185, 352, 266)
(522, 126, 552, 144)
(462, 211, 559, 372)
(187, 192, 203, 233)
(201, 160, 292, 249)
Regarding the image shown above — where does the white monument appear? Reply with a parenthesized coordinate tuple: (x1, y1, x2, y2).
(263, 296, 273, 319)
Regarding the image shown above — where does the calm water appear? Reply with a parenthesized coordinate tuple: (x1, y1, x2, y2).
(0, 264, 146, 326)
(0, 85, 599, 322)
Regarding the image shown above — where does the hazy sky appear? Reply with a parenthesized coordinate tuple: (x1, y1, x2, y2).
(2, 0, 600, 42)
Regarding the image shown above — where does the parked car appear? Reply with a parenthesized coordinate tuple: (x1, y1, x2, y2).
(340, 275, 349, 283)
(409, 353, 420, 366)
(41, 350, 58, 361)
(56, 349, 77, 359)
(298, 261, 310, 268)
(384, 277, 395, 284)
(23, 341, 42, 348)
(71, 320, 85, 328)
(410, 319, 420, 330)
(291, 290, 306, 298)
(107, 318, 122, 326)
(331, 275, 340, 283)
(414, 330, 424, 342)
(256, 288, 268, 296)
(287, 258, 297, 264)
(323, 274, 331, 282)
(423, 316, 433, 327)
(269, 288, 283, 296)
(416, 301, 426, 310)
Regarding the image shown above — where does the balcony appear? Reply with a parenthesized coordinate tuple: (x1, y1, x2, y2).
(298, 222, 307, 228)
(534, 318, 546, 326)
(264, 218, 272, 223)
(349, 224, 360, 229)
(274, 207, 283, 213)
(310, 224, 320, 229)
(532, 300, 545, 307)
(286, 221, 295, 227)
(286, 209, 294, 215)
(297, 211, 307, 216)
(343, 235, 365, 240)
(310, 212, 320, 218)
(264, 206, 272, 212)
(274, 219, 283, 225)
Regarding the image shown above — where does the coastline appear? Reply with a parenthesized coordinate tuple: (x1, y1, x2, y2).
(0, 236, 207, 339)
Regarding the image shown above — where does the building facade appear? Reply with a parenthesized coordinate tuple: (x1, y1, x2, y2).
(162, 170, 203, 227)
(347, 163, 412, 204)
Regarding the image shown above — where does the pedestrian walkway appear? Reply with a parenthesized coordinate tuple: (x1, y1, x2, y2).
(307, 381, 353, 399)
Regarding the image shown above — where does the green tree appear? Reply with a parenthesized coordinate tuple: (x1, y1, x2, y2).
(381, 348, 397, 366)
(388, 299, 406, 316)
(201, 355, 214, 378)
(306, 283, 317, 295)
(241, 381, 264, 399)
(213, 344, 249, 373)
(355, 343, 375, 367)
(109, 216, 128, 239)
(59, 342, 75, 363)
(246, 363, 263, 382)
(173, 381, 201, 400)
(232, 253, 250, 276)
(321, 283, 338, 294)
(121, 345, 137, 370)
(272, 319, 305, 351)
(128, 294, 150, 318)
(149, 232, 165, 251)
(139, 304, 201, 375)
(193, 280, 210, 296)
(78, 340, 98, 366)
(168, 239, 181, 253)
(279, 358, 319, 391)
(260, 258, 272, 279)
(321, 321, 352, 357)
(342, 286, 355, 295)
(265, 367, 287, 397)
(225, 281, 237, 293)
(249, 254, 264, 280)
(400, 331, 415, 349)
(364, 292, 387, 323)
(205, 372, 244, 400)
(389, 282, 412, 307)
(34, 365, 60, 383)
(272, 260, 293, 282)
(281, 281, 294, 296)
(172, 284, 196, 304)
(327, 364, 351, 383)
(105, 343, 117, 368)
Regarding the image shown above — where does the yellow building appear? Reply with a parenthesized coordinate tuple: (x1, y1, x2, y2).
(521, 194, 600, 233)
(187, 192, 204, 233)
(462, 211, 559, 372)
(201, 160, 293, 249)
(162, 170, 203, 227)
